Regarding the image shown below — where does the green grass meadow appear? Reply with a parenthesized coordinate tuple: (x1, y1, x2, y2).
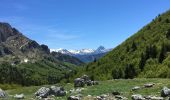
(1, 78, 170, 100)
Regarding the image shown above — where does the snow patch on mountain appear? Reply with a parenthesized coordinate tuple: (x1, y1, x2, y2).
(50, 46, 112, 55)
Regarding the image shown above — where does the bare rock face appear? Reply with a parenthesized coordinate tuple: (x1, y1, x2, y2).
(0, 22, 20, 42)
(41, 44, 50, 54)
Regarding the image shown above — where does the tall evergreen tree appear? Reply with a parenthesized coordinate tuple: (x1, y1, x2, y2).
(139, 53, 146, 71)
(165, 19, 169, 23)
(159, 43, 166, 63)
(131, 41, 137, 51)
(124, 64, 136, 79)
(166, 29, 170, 39)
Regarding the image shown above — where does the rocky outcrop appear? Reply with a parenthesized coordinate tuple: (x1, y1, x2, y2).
(0, 88, 7, 98)
(161, 86, 170, 97)
(68, 95, 81, 100)
(74, 78, 85, 87)
(50, 86, 66, 96)
(35, 86, 66, 98)
(35, 87, 51, 98)
(131, 94, 144, 100)
(81, 75, 90, 82)
(74, 75, 99, 87)
(41, 44, 50, 54)
(0, 22, 20, 42)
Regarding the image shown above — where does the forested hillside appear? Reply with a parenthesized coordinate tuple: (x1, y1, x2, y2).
(82, 10, 170, 80)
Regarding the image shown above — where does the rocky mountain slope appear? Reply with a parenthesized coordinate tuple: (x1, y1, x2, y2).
(51, 51, 84, 65)
(0, 22, 82, 86)
(82, 10, 170, 80)
(51, 46, 112, 63)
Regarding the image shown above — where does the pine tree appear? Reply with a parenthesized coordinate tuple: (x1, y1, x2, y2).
(93, 58, 97, 62)
(125, 64, 136, 79)
(139, 53, 146, 71)
(159, 43, 166, 63)
(165, 19, 169, 23)
(131, 41, 137, 51)
(166, 29, 170, 39)
(158, 17, 162, 22)
(150, 45, 157, 58)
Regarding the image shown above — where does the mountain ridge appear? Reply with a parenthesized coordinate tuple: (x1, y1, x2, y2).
(0, 22, 82, 86)
(51, 46, 112, 63)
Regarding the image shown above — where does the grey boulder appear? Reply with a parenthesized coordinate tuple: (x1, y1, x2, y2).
(92, 81, 99, 85)
(14, 94, 24, 99)
(0, 88, 6, 98)
(68, 94, 82, 100)
(35, 87, 50, 98)
(144, 83, 155, 88)
(86, 80, 93, 86)
(81, 75, 90, 82)
(161, 86, 170, 97)
(74, 78, 85, 87)
(132, 86, 141, 91)
(50, 86, 66, 96)
(131, 94, 144, 100)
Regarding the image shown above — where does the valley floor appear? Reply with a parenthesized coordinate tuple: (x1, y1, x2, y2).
(1, 78, 170, 100)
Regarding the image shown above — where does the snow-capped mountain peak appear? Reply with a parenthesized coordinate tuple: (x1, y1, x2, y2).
(95, 46, 105, 52)
(50, 46, 112, 55)
(50, 48, 70, 54)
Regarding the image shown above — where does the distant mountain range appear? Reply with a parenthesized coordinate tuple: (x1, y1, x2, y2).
(51, 46, 112, 63)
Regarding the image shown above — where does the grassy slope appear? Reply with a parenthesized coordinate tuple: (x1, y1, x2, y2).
(1, 78, 170, 100)
(82, 10, 170, 80)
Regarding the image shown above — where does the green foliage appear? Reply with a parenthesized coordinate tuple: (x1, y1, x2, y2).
(139, 53, 146, 71)
(80, 10, 170, 80)
(131, 41, 137, 51)
(124, 64, 137, 79)
(0, 59, 79, 86)
(165, 18, 169, 23)
(166, 29, 170, 39)
(0, 84, 21, 90)
(112, 67, 124, 79)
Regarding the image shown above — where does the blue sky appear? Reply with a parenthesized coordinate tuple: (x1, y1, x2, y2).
(0, 0, 170, 49)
